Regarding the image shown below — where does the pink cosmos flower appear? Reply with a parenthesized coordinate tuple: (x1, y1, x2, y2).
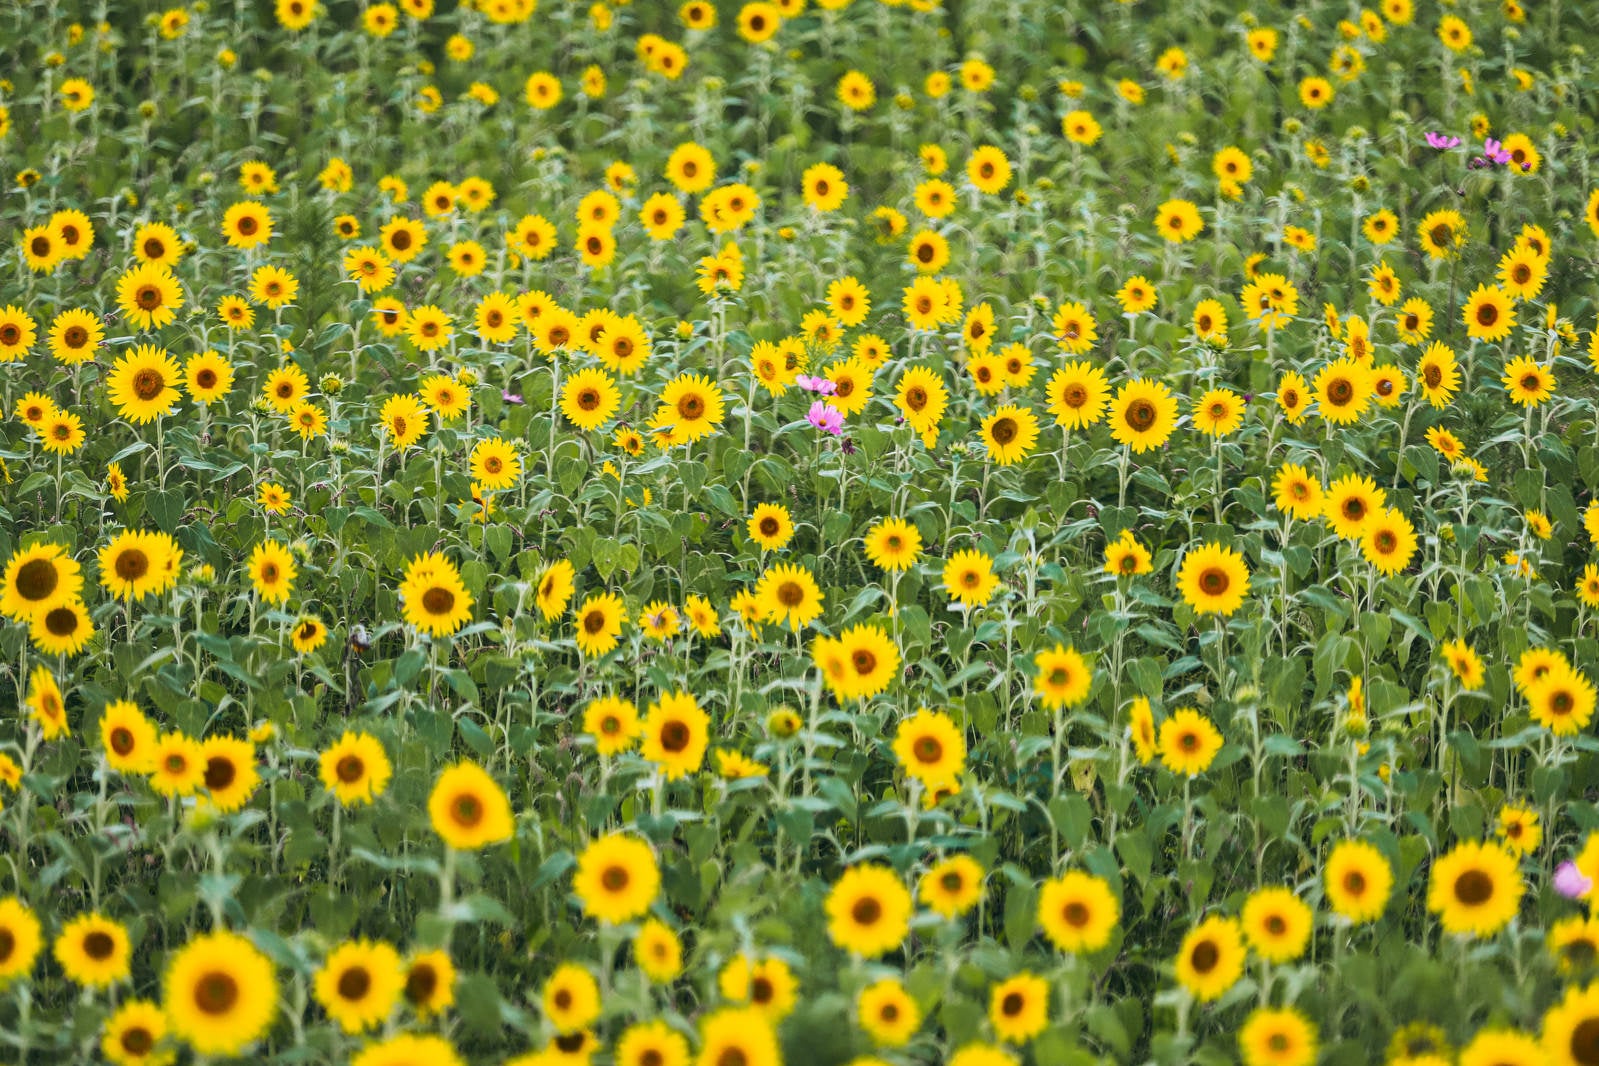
(806, 400, 844, 436)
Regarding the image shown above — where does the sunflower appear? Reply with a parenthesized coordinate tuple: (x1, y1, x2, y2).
(573, 593, 627, 658)
(894, 364, 949, 441)
(1550, 916, 1599, 975)
(180, 349, 234, 404)
(697, 1008, 780, 1066)
(640, 600, 681, 641)
(633, 918, 682, 983)
(1441, 638, 1485, 690)
(406, 305, 454, 352)
(387, 949, 454, 1021)
(25, 664, 69, 739)
(400, 552, 474, 637)
(1239, 1007, 1318, 1066)
(1154, 198, 1204, 242)
(1502, 354, 1555, 407)
(163, 930, 277, 1056)
(813, 624, 901, 704)
(537, 964, 600, 1036)
(1191, 387, 1244, 436)
(1426, 840, 1523, 938)
(640, 690, 710, 780)
(532, 560, 575, 621)
(1310, 358, 1371, 425)
(966, 145, 1012, 194)
(862, 516, 922, 572)
(314, 939, 404, 1034)
(1271, 463, 1322, 521)
(743, 503, 793, 552)
(1176, 541, 1250, 616)
(1240, 886, 1312, 963)
(0, 897, 42, 984)
(51, 208, 95, 260)
(754, 563, 824, 630)
(1129, 697, 1158, 764)
(221, 200, 272, 249)
(559, 367, 621, 432)
(906, 229, 949, 273)
(319, 731, 392, 806)
(469, 437, 522, 490)
(579, 695, 640, 756)
(858, 977, 920, 1046)
(247, 540, 296, 606)
(1051, 303, 1099, 356)
(379, 216, 427, 262)
(1324, 839, 1393, 923)
(259, 365, 308, 414)
(199, 735, 259, 813)
(1323, 474, 1385, 539)
(1516, 647, 1569, 693)
(988, 972, 1048, 1043)
(1109, 378, 1178, 452)
(21, 224, 62, 272)
(719, 954, 797, 1020)
(149, 732, 206, 797)
(46, 307, 102, 365)
(943, 548, 999, 609)
(979, 404, 1040, 465)
(353, 1035, 465, 1066)
(100, 700, 156, 773)
(39, 409, 84, 454)
(918, 855, 985, 920)
(52, 911, 131, 989)
(573, 832, 660, 925)
(1156, 708, 1223, 776)
(1395, 298, 1434, 345)
(1269, 370, 1308, 423)
(1115, 275, 1158, 314)
(1542, 981, 1599, 1066)
(2, 541, 83, 622)
(116, 262, 184, 332)
(428, 761, 514, 849)
(1175, 916, 1245, 1002)
(289, 614, 327, 654)
(101, 998, 169, 1066)
(892, 709, 965, 787)
(1526, 664, 1597, 736)
(658, 372, 727, 442)
(103, 343, 182, 424)
(1033, 644, 1092, 709)
(374, 393, 426, 450)
(1457, 1030, 1542, 1066)
(826, 864, 912, 957)
(288, 401, 327, 440)
(1038, 871, 1119, 954)
(26, 596, 92, 656)
(1499, 244, 1548, 300)
(1463, 285, 1516, 342)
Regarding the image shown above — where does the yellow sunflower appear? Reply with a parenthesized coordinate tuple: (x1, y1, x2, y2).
(1176, 542, 1250, 616)
(318, 731, 393, 806)
(825, 864, 913, 957)
(54, 911, 131, 988)
(1175, 916, 1245, 1002)
(1109, 379, 1178, 452)
(314, 939, 404, 1034)
(639, 690, 710, 780)
(1037, 870, 1119, 954)
(162, 931, 277, 1056)
(427, 761, 514, 850)
(573, 832, 661, 924)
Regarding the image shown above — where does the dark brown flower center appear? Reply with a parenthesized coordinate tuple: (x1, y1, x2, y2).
(195, 972, 239, 1015)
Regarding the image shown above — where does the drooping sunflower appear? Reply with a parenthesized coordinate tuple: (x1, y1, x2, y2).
(314, 939, 404, 1034)
(1240, 886, 1313, 963)
(892, 709, 966, 788)
(943, 548, 999, 609)
(825, 864, 913, 958)
(427, 761, 514, 850)
(863, 516, 922, 572)
(400, 552, 475, 637)
(1037, 870, 1119, 954)
(162, 930, 277, 1056)
(1108, 378, 1178, 453)
(754, 563, 824, 630)
(1175, 916, 1245, 1002)
(1128, 697, 1158, 764)
(1176, 541, 1250, 616)
(534, 560, 576, 620)
(1322, 474, 1385, 540)
(573, 832, 661, 925)
(2, 541, 82, 622)
(1239, 1007, 1318, 1066)
(402, 950, 456, 1017)
(1427, 840, 1524, 937)
(1158, 708, 1224, 776)
(1033, 644, 1092, 710)
(639, 690, 710, 780)
(318, 731, 393, 806)
(979, 404, 1040, 466)
(1324, 839, 1393, 924)
(115, 262, 184, 332)
(100, 998, 168, 1066)
(573, 593, 627, 658)
(26, 664, 69, 739)
(0, 897, 42, 984)
(106, 344, 183, 424)
(100, 700, 157, 774)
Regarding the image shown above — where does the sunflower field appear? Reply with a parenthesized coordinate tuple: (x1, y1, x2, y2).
(6, 0, 1599, 1063)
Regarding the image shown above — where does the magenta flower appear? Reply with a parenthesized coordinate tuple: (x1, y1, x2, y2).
(1555, 861, 1592, 900)
(1425, 132, 1461, 149)
(1483, 138, 1512, 165)
(796, 374, 837, 395)
(502, 390, 524, 404)
(806, 400, 844, 436)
